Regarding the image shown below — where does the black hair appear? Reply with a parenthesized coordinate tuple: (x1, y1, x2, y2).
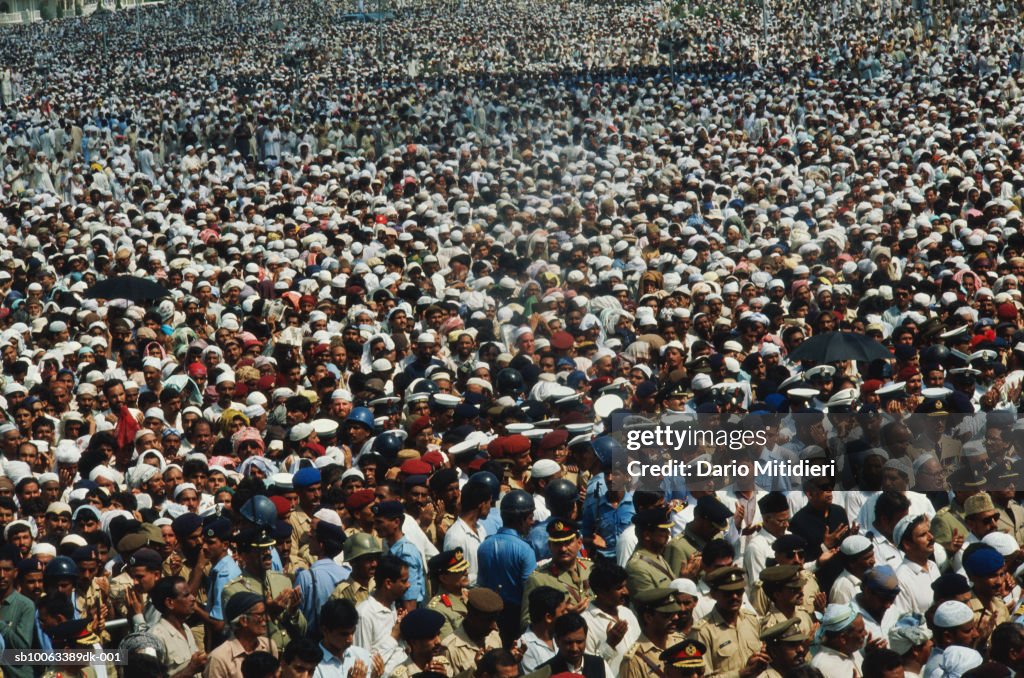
(319, 598, 360, 631)
(552, 611, 587, 640)
(861, 649, 902, 675)
(40, 592, 74, 620)
(374, 554, 408, 589)
(703, 539, 734, 565)
(875, 491, 911, 520)
(283, 637, 323, 665)
(478, 649, 518, 677)
(589, 561, 628, 594)
(150, 576, 186, 615)
(528, 585, 566, 624)
(241, 651, 280, 678)
(991, 622, 1024, 665)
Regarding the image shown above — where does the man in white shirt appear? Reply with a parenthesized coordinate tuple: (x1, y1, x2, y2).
(316, 598, 383, 678)
(830, 534, 876, 605)
(581, 562, 639, 676)
(353, 555, 409, 675)
(743, 492, 791, 586)
(893, 514, 940, 618)
(443, 481, 490, 586)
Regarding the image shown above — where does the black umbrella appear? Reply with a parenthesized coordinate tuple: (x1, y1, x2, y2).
(84, 276, 170, 303)
(787, 331, 892, 364)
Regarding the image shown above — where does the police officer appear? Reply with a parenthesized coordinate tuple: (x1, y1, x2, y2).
(289, 467, 322, 568)
(427, 548, 470, 638)
(626, 507, 676, 598)
(666, 497, 731, 578)
(522, 518, 592, 628)
(621, 587, 684, 678)
(477, 489, 537, 646)
(758, 566, 814, 636)
(331, 533, 383, 605)
(688, 567, 766, 678)
(224, 527, 306, 649)
(759, 619, 808, 678)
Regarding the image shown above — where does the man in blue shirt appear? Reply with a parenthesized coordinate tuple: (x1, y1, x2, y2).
(296, 521, 351, 637)
(374, 500, 425, 611)
(316, 598, 384, 678)
(477, 489, 537, 646)
(203, 518, 241, 638)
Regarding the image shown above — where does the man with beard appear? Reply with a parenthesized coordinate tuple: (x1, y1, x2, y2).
(759, 619, 808, 678)
(224, 527, 305, 650)
(41, 502, 72, 546)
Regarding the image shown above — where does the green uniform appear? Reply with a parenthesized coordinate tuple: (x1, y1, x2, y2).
(521, 558, 592, 627)
(626, 548, 674, 599)
(428, 591, 467, 639)
(996, 500, 1024, 545)
(665, 529, 709, 578)
(931, 500, 968, 551)
(224, 570, 307, 649)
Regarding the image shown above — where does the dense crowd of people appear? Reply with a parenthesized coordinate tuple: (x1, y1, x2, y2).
(0, 0, 1023, 677)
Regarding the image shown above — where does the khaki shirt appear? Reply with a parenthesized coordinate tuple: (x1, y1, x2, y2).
(665, 531, 705, 578)
(288, 509, 315, 567)
(759, 606, 815, 637)
(205, 635, 277, 678)
(619, 632, 683, 678)
(997, 501, 1024, 545)
(442, 624, 502, 674)
(427, 592, 467, 639)
(224, 570, 307, 650)
(625, 549, 674, 599)
(392, 654, 454, 678)
(931, 501, 968, 551)
(689, 607, 762, 678)
(522, 558, 593, 627)
(750, 570, 818, 616)
(332, 579, 373, 607)
(150, 617, 200, 678)
(969, 595, 1010, 653)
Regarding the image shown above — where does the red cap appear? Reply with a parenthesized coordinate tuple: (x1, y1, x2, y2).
(345, 488, 376, 512)
(400, 459, 433, 476)
(861, 379, 883, 395)
(270, 496, 292, 519)
(187, 363, 207, 378)
(539, 429, 569, 452)
(998, 303, 1018, 321)
(421, 451, 445, 469)
(550, 331, 575, 351)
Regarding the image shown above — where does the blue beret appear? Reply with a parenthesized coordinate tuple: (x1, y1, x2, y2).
(374, 500, 405, 520)
(315, 520, 346, 544)
(172, 512, 204, 540)
(293, 467, 322, 489)
(400, 608, 446, 640)
(636, 381, 658, 399)
(203, 518, 233, 541)
(963, 546, 1005, 577)
(272, 520, 293, 540)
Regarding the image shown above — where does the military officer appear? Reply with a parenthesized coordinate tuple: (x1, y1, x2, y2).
(224, 528, 307, 650)
(666, 497, 731, 578)
(288, 467, 321, 567)
(442, 588, 504, 674)
(760, 620, 809, 678)
(661, 639, 709, 678)
(930, 468, 982, 554)
(522, 518, 592, 628)
(626, 508, 676, 599)
(620, 587, 684, 678)
(688, 567, 767, 678)
(392, 608, 454, 678)
(427, 548, 470, 638)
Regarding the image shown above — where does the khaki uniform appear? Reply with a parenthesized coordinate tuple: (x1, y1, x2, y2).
(161, 556, 209, 649)
(109, 571, 146, 620)
(759, 606, 815, 637)
(620, 632, 683, 678)
(665, 530, 707, 578)
(391, 654, 454, 678)
(969, 595, 1010, 653)
(288, 508, 315, 567)
(996, 501, 1024, 545)
(761, 667, 784, 678)
(626, 549, 674, 599)
(750, 570, 818, 616)
(332, 579, 373, 606)
(442, 624, 502, 674)
(522, 558, 593, 627)
(427, 592, 467, 639)
(931, 501, 968, 551)
(224, 570, 307, 650)
(689, 607, 762, 678)
(75, 580, 111, 646)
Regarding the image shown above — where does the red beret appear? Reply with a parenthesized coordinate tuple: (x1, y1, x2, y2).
(345, 488, 376, 512)
(861, 379, 883, 395)
(270, 495, 292, 519)
(998, 303, 1018, 321)
(421, 451, 445, 469)
(408, 416, 432, 438)
(467, 457, 488, 472)
(539, 429, 569, 452)
(550, 331, 575, 351)
(400, 459, 433, 476)
(490, 434, 531, 458)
